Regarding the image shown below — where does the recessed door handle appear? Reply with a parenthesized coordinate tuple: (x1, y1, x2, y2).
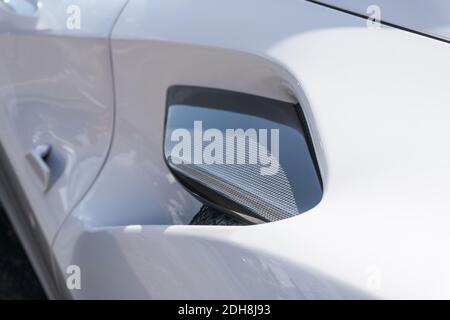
(26, 144, 52, 192)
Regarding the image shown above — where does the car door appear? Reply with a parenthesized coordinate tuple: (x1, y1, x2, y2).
(0, 0, 127, 297)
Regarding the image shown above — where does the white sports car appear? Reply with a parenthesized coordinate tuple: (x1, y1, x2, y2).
(0, 0, 450, 299)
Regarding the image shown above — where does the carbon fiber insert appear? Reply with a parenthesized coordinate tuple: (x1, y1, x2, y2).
(164, 86, 322, 223)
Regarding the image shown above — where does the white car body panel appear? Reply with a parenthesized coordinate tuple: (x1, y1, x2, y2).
(1, 0, 450, 299)
(0, 0, 127, 37)
(0, 0, 127, 298)
(0, 0, 127, 242)
(315, 0, 450, 42)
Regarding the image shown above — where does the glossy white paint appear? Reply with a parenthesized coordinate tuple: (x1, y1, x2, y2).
(316, 0, 450, 42)
(0, 0, 127, 243)
(47, 0, 450, 299)
(0, 0, 127, 37)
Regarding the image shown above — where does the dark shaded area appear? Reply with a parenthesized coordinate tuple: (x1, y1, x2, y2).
(0, 205, 46, 300)
(190, 205, 250, 226)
